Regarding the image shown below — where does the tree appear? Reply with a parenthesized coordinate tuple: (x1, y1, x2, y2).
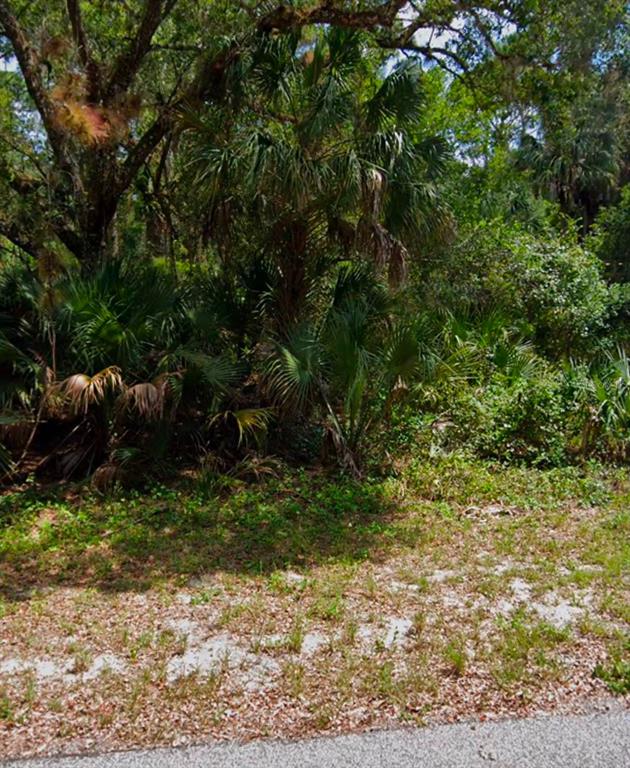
(1, 0, 611, 270)
(181, 28, 451, 329)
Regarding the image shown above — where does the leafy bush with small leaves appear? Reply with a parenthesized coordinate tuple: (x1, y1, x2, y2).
(590, 186, 630, 284)
(454, 369, 569, 467)
(420, 223, 616, 357)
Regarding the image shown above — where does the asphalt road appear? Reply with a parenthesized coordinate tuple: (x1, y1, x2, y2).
(4, 710, 629, 768)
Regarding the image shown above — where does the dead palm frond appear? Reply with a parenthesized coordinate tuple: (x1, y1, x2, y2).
(57, 367, 124, 414)
(118, 381, 166, 420)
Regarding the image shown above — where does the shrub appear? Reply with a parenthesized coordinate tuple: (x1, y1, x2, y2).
(590, 186, 630, 284)
(510, 234, 615, 356)
(421, 223, 616, 357)
(465, 369, 569, 467)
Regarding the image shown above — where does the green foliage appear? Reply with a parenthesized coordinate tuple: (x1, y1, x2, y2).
(578, 347, 630, 460)
(401, 454, 611, 511)
(590, 186, 630, 284)
(422, 223, 616, 356)
(1, 457, 625, 597)
(471, 371, 568, 467)
(0, 2, 629, 481)
(594, 636, 630, 694)
(510, 235, 615, 355)
(0, 470, 392, 581)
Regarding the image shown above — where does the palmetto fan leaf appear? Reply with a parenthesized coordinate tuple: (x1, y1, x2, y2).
(365, 61, 425, 131)
(326, 301, 373, 387)
(178, 351, 240, 393)
(57, 261, 183, 373)
(592, 347, 630, 435)
(251, 32, 299, 101)
(300, 67, 354, 143)
(382, 325, 421, 385)
(0, 441, 13, 474)
(0, 332, 40, 375)
(267, 326, 323, 413)
(212, 407, 275, 447)
(0, 413, 22, 475)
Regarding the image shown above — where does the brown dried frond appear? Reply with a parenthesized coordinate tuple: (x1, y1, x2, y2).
(119, 382, 164, 420)
(363, 168, 384, 218)
(91, 463, 120, 493)
(59, 367, 124, 414)
(37, 249, 68, 284)
(229, 454, 282, 481)
(357, 219, 391, 268)
(356, 218, 410, 287)
(388, 240, 409, 287)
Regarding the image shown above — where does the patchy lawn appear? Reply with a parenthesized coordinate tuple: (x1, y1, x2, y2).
(0, 457, 628, 758)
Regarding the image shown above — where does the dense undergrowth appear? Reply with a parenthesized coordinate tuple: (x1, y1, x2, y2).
(1, 20, 629, 487)
(1, 213, 629, 486)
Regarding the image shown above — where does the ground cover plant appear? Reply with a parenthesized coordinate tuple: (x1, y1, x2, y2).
(0, 0, 629, 758)
(0, 458, 628, 757)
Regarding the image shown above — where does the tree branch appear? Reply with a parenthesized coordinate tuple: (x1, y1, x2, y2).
(258, 0, 408, 32)
(116, 113, 172, 197)
(103, 0, 179, 102)
(381, 40, 471, 75)
(0, 0, 69, 165)
(66, 0, 102, 99)
(0, 215, 46, 260)
(115, 41, 240, 197)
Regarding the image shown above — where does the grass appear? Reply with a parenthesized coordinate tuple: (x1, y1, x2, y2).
(1, 458, 626, 598)
(443, 637, 468, 677)
(491, 611, 572, 689)
(594, 635, 630, 694)
(0, 456, 628, 756)
(0, 471, 396, 594)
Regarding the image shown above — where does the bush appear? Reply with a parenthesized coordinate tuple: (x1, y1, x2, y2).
(470, 370, 569, 466)
(510, 234, 616, 356)
(421, 223, 616, 357)
(425, 356, 582, 467)
(590, 186, 630, 284)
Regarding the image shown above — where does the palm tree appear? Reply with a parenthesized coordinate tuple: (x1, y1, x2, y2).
(266, 263, 422, 473)
(517, 93, 621, 234)
(184, 28, 452, 331)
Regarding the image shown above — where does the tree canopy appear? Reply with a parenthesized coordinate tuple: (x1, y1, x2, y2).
(1, 0, 626, 267)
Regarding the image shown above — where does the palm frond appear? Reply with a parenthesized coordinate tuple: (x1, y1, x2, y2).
(383, 325, 420, 385)
(58, 367, 124, 414)
(213, 407, 275, 447)
(179, 351, 240, 393)
(365, 61, 424, 131)
(267, 326, 323, 413)
(118, 381, 165, 420)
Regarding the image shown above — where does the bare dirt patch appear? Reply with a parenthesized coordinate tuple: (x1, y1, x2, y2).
(1, 469, 628, 758)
